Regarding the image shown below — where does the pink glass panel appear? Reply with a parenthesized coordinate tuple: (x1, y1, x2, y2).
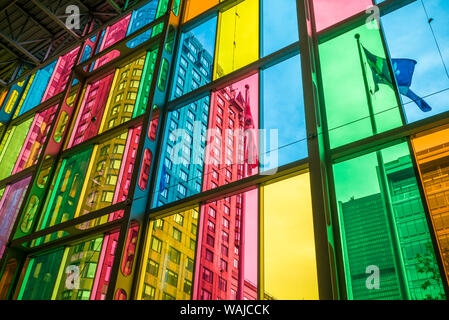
(12, 105, 58, 173)
(193, 188, 258, 300)
(121, 223, 139, 276)
(91, 230, 120, 300)
(42, 47, 80, 101)
(203, 74, 259, 192)
(0, 176, 32, 258)
(312, 0, 373, 32)
(94, 15, 131, 69)
(68, 74, 115, 147)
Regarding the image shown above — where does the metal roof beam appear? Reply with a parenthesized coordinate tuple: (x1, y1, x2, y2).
(0, 31, 40, 64)
(14, 3, 54, 37)
(30, 0, 81, 41)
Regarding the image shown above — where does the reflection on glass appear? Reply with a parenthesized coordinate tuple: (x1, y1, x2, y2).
(153, 97, 209, 208)
(171, 16, 217, 100)
(194, 189, 258, 300)
(138, 208, 199, 300)
(203, 74, 259, 192)
(412, 125, 449, 283)
(333, 142, 446, 300)
(381, 1, 449, 123)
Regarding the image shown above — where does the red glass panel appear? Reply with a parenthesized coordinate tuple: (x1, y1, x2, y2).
(203, 74, 259, 192)
(68, 74, 115, 147)
(121, 223, 139, 276)
(138, 149, 153, 191)
(194, 189, 258, 300)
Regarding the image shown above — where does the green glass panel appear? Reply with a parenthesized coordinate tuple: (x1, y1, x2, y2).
(319, 25, 403, 149)
(38, 148, 93, 233)
(134, 49, 158, 118)
(19, 249, 64, 300)
(0, 117, 33, 180)
(333, 142, 446, 300)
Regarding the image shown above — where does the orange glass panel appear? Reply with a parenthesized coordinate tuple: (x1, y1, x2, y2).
(183, 0, 219, 22)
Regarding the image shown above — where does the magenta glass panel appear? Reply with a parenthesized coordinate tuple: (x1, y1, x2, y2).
(312, 0, 373, 32)
(94, 15, 132, 69)
(0, 176, 32, 258)
(203, 74, 259, 192)
(68, 74, 115, 147)
(193, 188, 258, 300)
(42, 47, 80, 101)
(12, 105, 58, 174)
(91, 229, 120, 300)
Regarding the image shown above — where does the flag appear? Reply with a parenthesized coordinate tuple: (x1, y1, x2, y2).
(362, 46, 431, 112)
(242, 85, 258, 171)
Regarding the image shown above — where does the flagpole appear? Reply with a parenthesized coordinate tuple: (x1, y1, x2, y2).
(355, 33, 377, 135)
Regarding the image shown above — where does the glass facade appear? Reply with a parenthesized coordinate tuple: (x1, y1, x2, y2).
(0, 0, 449, 301)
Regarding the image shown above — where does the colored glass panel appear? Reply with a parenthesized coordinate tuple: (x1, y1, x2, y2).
(152, 97, 209, 208)
(262, 0, 299, 56)
(0, 259, 17, 299)
(138, 208, 199, 300)
(312, 0, 373, 32)
(134, 49, 158, 117)
(53, 237, 104, 300)
(18, 249, 64, 300)
(38, 148, 93, 232)
(203, 74, 259, 192)
(68, 74, 115, 147)
(126, 0, 159, 49)
(381, 1, 449, 123)
(261, 54, 307, 171)
(319, 25, 402, 149)
(412, 125, 449, 284)
(183, 0, 219, 22)
(262, 173, 319, 300)
(12, 105, 58, 174)
(214, 0, 259, 79)
(100, 56, 146, 133)
(171, 16, 217, 100)
(333, 142, 446, 300)
(194, 189, 258, 300)
(0, 176, 32, 259)
(0, 117, 33, 181)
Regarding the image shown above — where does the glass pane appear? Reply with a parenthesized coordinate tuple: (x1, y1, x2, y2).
(214, 0, 259, 79)
(138, 208, 199, 300)
(261, 54, 307, 171)
(263, 173, 319, 300)
(68, 74, 115, 148)
(153, 97, 209, 208)
(333, 142, 446, 300)
(194, 189, 258, 300)
(412, 125, 449, 284)
(19, 249, 64, 300)
(0, 177, 32, 258)
(126, 0, 159, 49)
(312, 0, 373, 32)
(0, 117, 33, 180)
(100, 56, 146, 132)
(53, 237, 104, 300)
(262, 0, 299, 56)
(319, 25, 403, 149)
(381, 1, 449, 123)
(171, 16, 217, 100)
(183, 0, 219, 22)
(203, 74, 259, 192)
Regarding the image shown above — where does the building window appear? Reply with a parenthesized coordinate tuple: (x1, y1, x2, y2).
(218, 277, 227, 292)
(205, 249, 214, 262)
(201, 289, 212, 300)
(189, 238, 196, 250)
(203, 267, 213, 283)
(151, 237, 162, 253)
(146, 259, 159, 276)
(162, 292, 175, 300)
(165, 269, 178, 287)
(174, 213, 184, 226)
(184, 280, 192, 295)
(222, 231, 229, 243)
(221, 245, 229, 258)
(168, 246, 181, 265)
(208, 207, 216, 218)
(172, 227, 182, 242)
(207, 220, 215, 233)
(186, 258, 194, 272)
(206, 234, 214, 248)
(143, 285, 155, 300)
(222, 217, 230, 229)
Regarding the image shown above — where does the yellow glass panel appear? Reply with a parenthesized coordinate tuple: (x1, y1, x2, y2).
(262, 173, 319, 300)
(136, 208, 199, 300)
(214, 0, 259, 79)
(183, 0, 219, 22)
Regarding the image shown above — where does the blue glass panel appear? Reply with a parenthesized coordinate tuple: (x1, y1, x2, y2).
(126, 0, 159, 49)
(152, 96, 210, 208)
(261, 54, 307, 171)
(170, 16, 217, 100)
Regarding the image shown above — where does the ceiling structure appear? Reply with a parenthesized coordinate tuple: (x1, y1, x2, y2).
(0, 0, 142, 87)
